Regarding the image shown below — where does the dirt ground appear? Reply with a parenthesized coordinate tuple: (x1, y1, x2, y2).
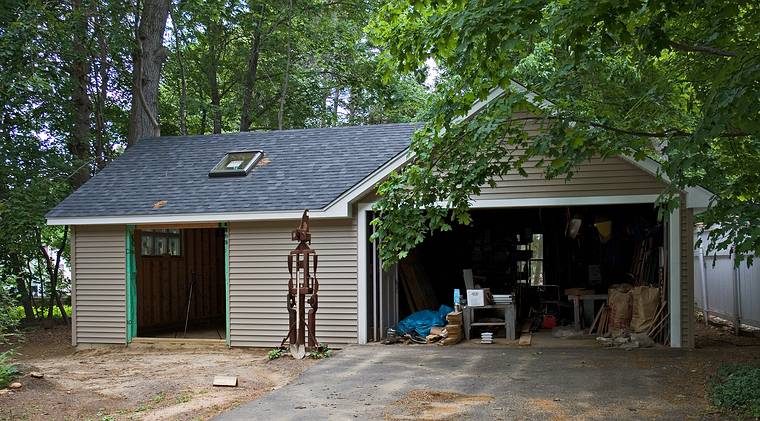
(0, 326, 317, 421)
(2, 322, 760, 421)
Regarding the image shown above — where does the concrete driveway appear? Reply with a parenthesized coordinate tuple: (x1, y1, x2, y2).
(215, 344, 721, 421)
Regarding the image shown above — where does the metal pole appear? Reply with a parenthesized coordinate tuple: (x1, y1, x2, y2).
(698, 247, 710, 324)
(731, 250, 741, 335)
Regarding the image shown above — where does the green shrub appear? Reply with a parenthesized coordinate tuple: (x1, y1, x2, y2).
(0, 351, 18, 389)
(267, 348, 285, 360)
(710, 363, 760, 417)
(0, 289, 20, 343)
(307, 344, 332, 359)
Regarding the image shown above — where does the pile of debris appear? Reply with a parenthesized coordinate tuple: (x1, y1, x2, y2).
(594, 283, 666, 348)
(383, 308, 464, 346)
(597, 332, 655, 350)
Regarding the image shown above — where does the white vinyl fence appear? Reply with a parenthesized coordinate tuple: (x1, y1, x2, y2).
(693, 231, 760, 329)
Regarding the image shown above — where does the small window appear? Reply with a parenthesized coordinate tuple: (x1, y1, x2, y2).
(140, 229, 181, 257)
(209, 150, 263, 177)
(529, 234, 544, 285)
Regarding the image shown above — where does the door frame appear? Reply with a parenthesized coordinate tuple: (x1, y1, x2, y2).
(124, 224, 230, 345)
(356, 194, 684, 347)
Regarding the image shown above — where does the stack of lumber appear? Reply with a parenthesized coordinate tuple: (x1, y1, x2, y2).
(647, 301, 669, 345)
(440, 311, 463, 345)
(399, 262, 438, 312)
(589, 304, 611, 336)
(629, 238, 659, 286)
(518, 320, 532, 345)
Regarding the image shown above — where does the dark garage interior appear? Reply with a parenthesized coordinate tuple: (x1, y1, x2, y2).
(135, 227, 226, 339)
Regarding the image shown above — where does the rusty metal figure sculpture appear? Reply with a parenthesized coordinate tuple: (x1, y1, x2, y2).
(281, 210, 319, 358)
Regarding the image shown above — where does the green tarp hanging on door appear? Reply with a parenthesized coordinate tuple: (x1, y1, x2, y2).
(125, 225, 137, 342)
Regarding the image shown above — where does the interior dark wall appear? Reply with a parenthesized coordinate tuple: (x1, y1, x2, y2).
(399, 204, 662, 318)
(135, 228, 225, 334)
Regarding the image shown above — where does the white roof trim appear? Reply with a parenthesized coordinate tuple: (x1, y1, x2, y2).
(46, 208, 352, 226)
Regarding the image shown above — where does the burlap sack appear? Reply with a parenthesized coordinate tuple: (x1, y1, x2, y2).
(608, 286, 633, 337)
(631, 286, 660, 333)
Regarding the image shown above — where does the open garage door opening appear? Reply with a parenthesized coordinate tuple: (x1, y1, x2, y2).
(134, 227, 226, 341)
(367, 204, 669, 346)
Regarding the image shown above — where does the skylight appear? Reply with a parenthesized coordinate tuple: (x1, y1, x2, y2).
(209, 150, 263, 177)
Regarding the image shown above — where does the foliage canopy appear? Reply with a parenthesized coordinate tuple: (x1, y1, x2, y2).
(367, 0, 760, 264)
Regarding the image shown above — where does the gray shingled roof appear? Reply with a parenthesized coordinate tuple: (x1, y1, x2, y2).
(47, 123, 417, 219)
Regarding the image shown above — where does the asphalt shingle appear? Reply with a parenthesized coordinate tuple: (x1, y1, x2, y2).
(46, 123, 417, 218)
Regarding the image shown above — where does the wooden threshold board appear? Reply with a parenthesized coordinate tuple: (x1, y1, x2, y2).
(131, 337, 226, 345)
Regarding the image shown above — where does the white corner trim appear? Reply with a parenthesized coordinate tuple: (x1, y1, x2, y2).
(669, 207, 682, 348)
(357, 202, 372, 345)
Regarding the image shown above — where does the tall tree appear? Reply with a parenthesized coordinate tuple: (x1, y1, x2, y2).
(168, 2, 188, 135)
(127, 0, 171, 145)
(68, 0, 92, 189)
(239, 2, 264, 132)
(367, 0, 760, 264)
(277, 0, 293, 130)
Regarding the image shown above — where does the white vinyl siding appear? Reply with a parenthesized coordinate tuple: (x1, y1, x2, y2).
(477, 113, 667, 198)
(229, 219, 358, 347)
(72, 225, 126, 344)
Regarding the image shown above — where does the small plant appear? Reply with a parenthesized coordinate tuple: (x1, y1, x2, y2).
(95, 409, 115, 421)
(151, 392, 166, 405)
(267, 347, 286, 360)
(307, 344, 332, 359)
(710, 363, 760, 418)
(0, 350, 18, 389)
(176, 392, 193, 404)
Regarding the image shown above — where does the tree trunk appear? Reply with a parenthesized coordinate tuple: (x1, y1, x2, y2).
(332, 87, 340, 123)
(11, 257, 35, 322)
(69, 0, 91, 189)
(206, 20, 222, 134)
(127, 0, 170, 146)
(41, 226, 68, 323)
(277, 0, 293, 131)
(239, 8, 263, 132)
(94, 4, 109, 170)
(169, 2, 187, 135)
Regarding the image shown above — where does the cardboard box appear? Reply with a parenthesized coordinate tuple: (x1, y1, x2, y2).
(446, 311, 462, 326)
(444, 324, 461, 335)
(467, 289, 485, 307)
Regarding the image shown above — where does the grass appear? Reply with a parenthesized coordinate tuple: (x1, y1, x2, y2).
(709, 363, 760, 418)
(13, 305, 72, 322)
(0, 350, 18, 389)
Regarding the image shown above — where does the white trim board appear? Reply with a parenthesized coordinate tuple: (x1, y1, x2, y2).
(47, 208, 352, 226)
(468, 195, 659, 208)
(356, 202, 371, 345)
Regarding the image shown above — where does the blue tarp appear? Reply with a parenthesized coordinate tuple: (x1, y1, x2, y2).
(396, 304, 454, 337)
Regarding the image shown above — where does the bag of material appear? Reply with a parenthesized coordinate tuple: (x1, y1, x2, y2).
(396, 305, 454, 337)
(631, 286, 660, 333)
(608, 286, 633, 337)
